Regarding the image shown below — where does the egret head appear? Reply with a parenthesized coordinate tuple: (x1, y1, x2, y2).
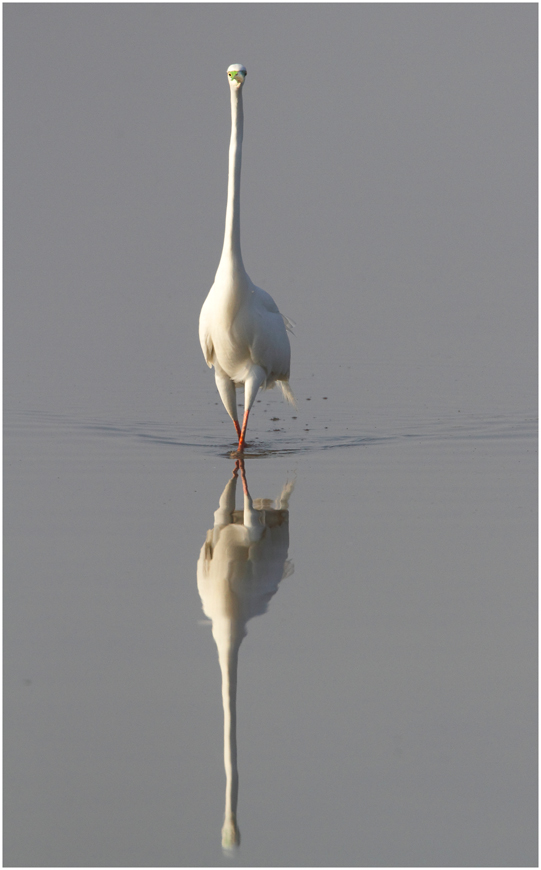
(227, 64, 247, 89)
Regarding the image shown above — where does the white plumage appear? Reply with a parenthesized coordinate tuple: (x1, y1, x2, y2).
(199, 64, 294, 452)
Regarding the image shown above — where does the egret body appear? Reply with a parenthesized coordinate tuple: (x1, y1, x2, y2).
(199, 64, 294, 452)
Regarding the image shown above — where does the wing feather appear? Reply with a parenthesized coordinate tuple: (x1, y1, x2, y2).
(199, 308, 215, 368)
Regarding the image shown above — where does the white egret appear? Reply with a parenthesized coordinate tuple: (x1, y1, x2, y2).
(199, 64, 295, 453)
(197, 460, 294, 850)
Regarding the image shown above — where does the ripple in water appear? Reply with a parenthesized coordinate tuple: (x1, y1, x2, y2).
(5, 408, 536, 457)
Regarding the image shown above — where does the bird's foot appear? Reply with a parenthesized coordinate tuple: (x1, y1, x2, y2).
(231, 446, 247, 458)
(231, 437, 249, 455)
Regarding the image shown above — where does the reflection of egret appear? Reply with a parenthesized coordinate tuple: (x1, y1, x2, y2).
(199, 64, 295, 453)
(197, 461, 294, 851)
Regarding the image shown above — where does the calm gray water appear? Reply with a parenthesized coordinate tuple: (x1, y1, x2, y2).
(4, 398, 536, 867)
(4, 4, 537, 866)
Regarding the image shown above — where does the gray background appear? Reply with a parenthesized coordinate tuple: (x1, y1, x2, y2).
(4, 4, 537, 867)
(4, 2, 536, 420)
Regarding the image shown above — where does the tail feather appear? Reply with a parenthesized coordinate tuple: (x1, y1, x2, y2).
(281, 314, 296, 335)
(279, 380, 297, 409)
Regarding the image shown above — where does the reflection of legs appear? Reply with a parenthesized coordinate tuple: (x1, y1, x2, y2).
(238, 367, 265, 452)
(237, 459, 248, 495)
(237, 459, 262, 539)
(215, 371, 240, 441)
(243, 500, 263, 539)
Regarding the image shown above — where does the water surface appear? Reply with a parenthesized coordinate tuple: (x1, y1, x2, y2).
(4, 403, 536, 866)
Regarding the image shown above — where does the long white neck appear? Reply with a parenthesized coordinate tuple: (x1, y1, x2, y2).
(219, 86, 246, 274)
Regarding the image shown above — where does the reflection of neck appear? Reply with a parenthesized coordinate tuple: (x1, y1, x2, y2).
(214, 621, 242, 849)
(219, 86, 245, 274)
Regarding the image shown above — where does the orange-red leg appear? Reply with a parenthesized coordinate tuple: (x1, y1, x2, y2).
(237, 409, 250, 452)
